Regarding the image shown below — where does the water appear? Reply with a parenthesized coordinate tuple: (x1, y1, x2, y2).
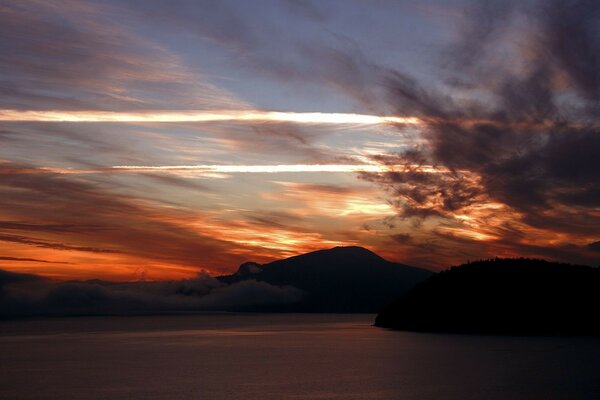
(1, 314, 598, 399)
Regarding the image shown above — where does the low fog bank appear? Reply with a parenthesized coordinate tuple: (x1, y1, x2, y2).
(0, 269, 304, 317)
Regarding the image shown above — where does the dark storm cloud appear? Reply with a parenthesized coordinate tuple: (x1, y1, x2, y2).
(360, 151, 483, 219)
(355, 0, 600, 264)
(0, 269, 303, 317)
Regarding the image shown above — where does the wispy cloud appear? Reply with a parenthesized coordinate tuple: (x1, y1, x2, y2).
(0, 162, 257, 279)
(1, 0, 598, 277)
(0, 1, 245, 111)
(4, 163, 452, 176)
(0, 161, 384, 279)
(0, 256, 69, 264)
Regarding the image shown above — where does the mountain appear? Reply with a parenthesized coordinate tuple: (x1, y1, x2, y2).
(218, 246, 433, 312)
(375, 258, 600, 335)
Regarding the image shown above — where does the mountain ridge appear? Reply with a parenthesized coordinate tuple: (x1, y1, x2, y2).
(218, 246, 433, 312)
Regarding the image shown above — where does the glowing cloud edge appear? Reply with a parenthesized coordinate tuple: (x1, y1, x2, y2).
(0, 109, 420, 125)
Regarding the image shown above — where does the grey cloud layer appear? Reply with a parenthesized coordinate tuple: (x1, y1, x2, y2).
(0, 269, 303, 317)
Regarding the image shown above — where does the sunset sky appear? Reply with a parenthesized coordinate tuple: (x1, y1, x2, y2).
(1, 0, 599, 281)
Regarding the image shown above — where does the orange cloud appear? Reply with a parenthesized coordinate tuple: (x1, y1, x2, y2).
(265, 182, 396, 219)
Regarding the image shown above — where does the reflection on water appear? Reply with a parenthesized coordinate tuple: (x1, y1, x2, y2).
(1, 314, 599, 400)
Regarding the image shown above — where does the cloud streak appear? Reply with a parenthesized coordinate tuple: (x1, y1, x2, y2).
(0, 109, 419, 125)
(5, 109, 594, 129)
(0, 1, 245, 111)
(3, 163, 455, 176)
(0, 256, 68, 264)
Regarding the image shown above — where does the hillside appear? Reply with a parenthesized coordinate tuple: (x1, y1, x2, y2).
(375, 258, 600, 335)
(219, 246, 432, 312)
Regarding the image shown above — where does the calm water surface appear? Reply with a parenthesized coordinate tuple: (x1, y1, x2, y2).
(1, 314, 599, 399)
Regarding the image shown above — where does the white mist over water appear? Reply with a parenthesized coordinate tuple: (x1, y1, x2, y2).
(1, 314, 599, 400)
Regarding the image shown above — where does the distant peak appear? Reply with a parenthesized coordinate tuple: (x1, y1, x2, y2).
(235, 261, 262, 276)
(326, 246, 380, 257)
(329, 245, 374, 253)
(283, 245, 387, 263)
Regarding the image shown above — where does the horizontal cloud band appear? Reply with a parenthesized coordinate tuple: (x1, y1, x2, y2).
(13, 164, 453, 175)
(0, 110, 420, 125)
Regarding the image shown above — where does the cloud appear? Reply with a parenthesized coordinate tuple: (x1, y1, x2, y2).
(116, 0, 392, 112)
(242, 210, 305, 230)
(14, 164, 399, 176)
(0, 256, 69, 264)
(0, 221, 106, 233)
(0, 1, 243, 111)
(0, 162, 252, 276)
(0, 0, 382, 166)
(0, 269, 303, 317)
(194, 280, 304, 310)
(2, 0, 597, 273)
(357, 0, 600, 266)
(1, 160, 385, 278)
(266, 181, 395, 218)
(0, 109, 417, 124)
(0, 233, 117, 253)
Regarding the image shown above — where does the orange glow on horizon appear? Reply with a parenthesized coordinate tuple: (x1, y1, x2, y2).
(2, 161, 596, 281)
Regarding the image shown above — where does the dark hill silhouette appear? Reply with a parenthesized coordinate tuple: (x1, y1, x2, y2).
(375, 258, 600, 335)
(218, 246, 432, 312)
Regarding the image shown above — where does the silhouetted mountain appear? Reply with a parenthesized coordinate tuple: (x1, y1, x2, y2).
(375, 258, 600, 335)
(218, 246, 432, 312)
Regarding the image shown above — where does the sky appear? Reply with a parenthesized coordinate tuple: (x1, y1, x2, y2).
(0, 0, 599, 281)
